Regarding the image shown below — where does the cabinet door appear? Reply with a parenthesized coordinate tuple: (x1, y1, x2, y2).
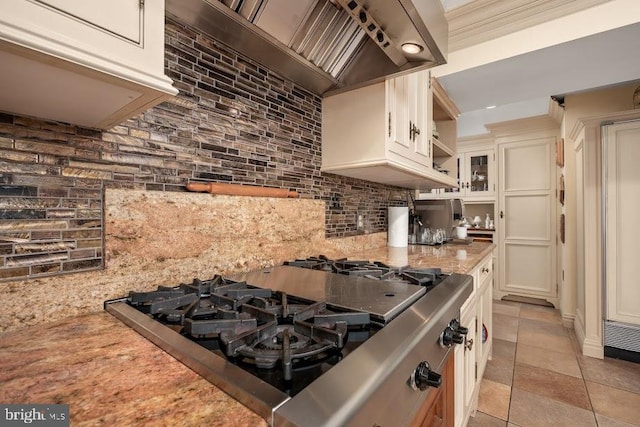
(387, 71, 430, 170)
(476, 256, 493, 380)
(37, 0, 142, 43)
(460, 303, 478, 420)
(388, 74, 411, 154)
(455, 301, 477, 427)
(412, 71, 432, 165)
(464, 150, 494, 197)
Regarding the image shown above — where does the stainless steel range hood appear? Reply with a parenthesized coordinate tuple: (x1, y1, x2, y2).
(166, 0, 448, 95)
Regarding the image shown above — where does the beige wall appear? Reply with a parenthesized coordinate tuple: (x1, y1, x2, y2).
(561, 81, 639, 321)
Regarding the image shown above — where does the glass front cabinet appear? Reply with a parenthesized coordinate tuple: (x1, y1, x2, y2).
(457, 149, 495, 198)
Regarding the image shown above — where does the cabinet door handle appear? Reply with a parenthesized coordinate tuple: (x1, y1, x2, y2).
(465, 338, 474, 351)
(409, 122, 421, 142)
(500, 211, 504, 219)
(482, 267, 489, 273)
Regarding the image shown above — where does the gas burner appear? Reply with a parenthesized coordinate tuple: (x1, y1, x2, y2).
(126, 275, 371, 383)
(258, 326, 309, 351)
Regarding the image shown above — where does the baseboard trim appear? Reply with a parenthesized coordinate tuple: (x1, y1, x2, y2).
(582, 337, 604, 359)
(562, 313, 575, 329)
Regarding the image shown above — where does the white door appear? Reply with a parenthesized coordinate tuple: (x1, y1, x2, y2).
(498, 138, 557, 304)
(604, 120, 640, 325)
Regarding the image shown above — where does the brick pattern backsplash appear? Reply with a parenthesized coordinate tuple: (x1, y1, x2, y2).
(0, 181, 103, 281)
(0, 18, 407, 282)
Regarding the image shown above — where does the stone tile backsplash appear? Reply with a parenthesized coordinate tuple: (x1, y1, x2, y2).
(0, 17, 406, 282)
(0, 182, 103, 281)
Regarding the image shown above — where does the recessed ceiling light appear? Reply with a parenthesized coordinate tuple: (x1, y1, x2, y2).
(401, 43, 423, 54)
(486, 105, 497, 109)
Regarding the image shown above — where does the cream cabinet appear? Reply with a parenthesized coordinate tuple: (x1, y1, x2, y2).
(455, 251, 493, 427)
(0, 0, 177, 129)
(419, 148, 495, 201)
(476, 255, 494, 379)
(322, 70, 456, 190)
(455, 300, 477, 427)
(457, 149, 496, 199)
(387, 71, 432, 172)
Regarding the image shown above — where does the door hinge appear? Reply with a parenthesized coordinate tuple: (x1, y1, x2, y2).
(475, 362, 478, 380)
(139, 0, 144, 8)
(475, 318, 478, 334)
(388, 113, 391, 137)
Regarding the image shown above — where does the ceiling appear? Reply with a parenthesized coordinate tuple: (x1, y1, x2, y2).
(432, 0, 640, 137)
(439, 0, 473, 12)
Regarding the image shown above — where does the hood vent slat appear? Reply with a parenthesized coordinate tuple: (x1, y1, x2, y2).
(299, 4, 366, 78)
(238, 0, 265, 21)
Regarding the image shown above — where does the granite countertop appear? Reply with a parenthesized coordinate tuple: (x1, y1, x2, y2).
(349, 241, 495, 274)
(0, 241, 494, 426)
(0, 313, 268, 427)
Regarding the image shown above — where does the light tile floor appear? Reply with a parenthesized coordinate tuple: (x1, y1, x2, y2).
(468, 300, 640, 427)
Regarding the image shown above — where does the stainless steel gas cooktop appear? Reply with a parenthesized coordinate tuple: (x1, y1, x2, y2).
(104, 257, 473, 426)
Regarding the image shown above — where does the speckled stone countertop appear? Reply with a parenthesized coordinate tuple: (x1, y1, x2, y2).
(0, 241, 494, 426)
(352, 241, 495, 274)
(0, 312, 268, 427)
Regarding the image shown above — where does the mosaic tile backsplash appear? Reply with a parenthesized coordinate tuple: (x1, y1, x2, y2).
(0, 182, 103, 281)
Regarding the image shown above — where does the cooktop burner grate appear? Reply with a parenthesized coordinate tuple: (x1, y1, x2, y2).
(127, 276, 374, 388)
(284, 256, 448, 291)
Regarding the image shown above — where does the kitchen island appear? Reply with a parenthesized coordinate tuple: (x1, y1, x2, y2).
(0, 241, 493, 426)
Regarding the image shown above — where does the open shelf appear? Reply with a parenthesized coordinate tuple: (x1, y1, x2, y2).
(433, 137, 455, 157)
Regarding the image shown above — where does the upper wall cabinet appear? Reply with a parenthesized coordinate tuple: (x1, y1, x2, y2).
(322, 70, 456, 190)
(0, 0, 178, 129)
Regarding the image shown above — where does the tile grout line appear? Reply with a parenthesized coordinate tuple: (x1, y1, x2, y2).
(505, 306, 520, 426)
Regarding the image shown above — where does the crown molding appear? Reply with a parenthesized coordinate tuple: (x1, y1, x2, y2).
(485, 114, 560, 138)
(457, 134, 494, 148)
(548, 98, 564, 125)
(446, 0, 611, 51)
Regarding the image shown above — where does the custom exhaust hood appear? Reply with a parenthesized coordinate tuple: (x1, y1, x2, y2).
(166, 0, 448, 95)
